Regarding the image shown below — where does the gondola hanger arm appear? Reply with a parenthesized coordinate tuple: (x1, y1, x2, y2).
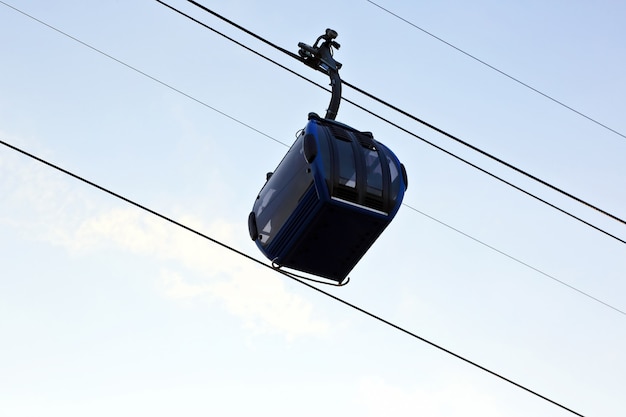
(298, 29, 343, 120)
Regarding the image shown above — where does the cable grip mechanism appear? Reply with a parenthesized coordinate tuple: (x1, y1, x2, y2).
(298, 29, 343, 120)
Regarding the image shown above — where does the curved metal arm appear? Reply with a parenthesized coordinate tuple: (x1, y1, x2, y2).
(298, 29, 343, 120)
(325, 68, 342, 120)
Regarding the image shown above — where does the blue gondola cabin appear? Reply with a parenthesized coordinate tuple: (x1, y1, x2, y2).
(248, 112, 407, 283)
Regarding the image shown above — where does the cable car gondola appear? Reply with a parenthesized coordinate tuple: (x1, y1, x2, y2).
(248, 29, 408, 284)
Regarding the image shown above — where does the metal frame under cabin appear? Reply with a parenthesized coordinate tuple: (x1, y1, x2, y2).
(249, 113, 407, 282)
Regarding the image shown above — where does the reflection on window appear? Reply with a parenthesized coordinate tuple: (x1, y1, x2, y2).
(336, 139, 356, 188)
(254, 134, 313, 247)
(363, 148, 383, 196)
(388, 156, 400, 201)
(257, 188, 276, 216)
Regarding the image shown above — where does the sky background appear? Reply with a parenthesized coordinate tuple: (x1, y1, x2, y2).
(1, 1, 625, 416)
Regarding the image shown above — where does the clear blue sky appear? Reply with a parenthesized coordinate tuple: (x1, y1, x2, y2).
(1, 1, 625, 416)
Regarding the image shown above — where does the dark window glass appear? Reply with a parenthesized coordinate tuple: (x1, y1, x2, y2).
(388, 155, 400, 202)
(255, 135, 312, 246)
(363, 148, 383, 197)
(336, 139, 356, 188)
(320, 131, 332, 189)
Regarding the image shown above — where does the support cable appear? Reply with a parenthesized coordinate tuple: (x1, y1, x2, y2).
(0, 4, 612, 412)
(365, 0, 626, 141)
(179, 0, 626, 230)
(154, 1, 626, 244)
(2, 0, 624, 314)
(404, 204, 626, 316)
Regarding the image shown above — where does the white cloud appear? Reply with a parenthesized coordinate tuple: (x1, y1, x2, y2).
(159, 264, 330, 340)
(73, 207, 331, 340)
(208, 267, 329, 339)
(159, 269, 212, 299)
(0, 148, 330, 340)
